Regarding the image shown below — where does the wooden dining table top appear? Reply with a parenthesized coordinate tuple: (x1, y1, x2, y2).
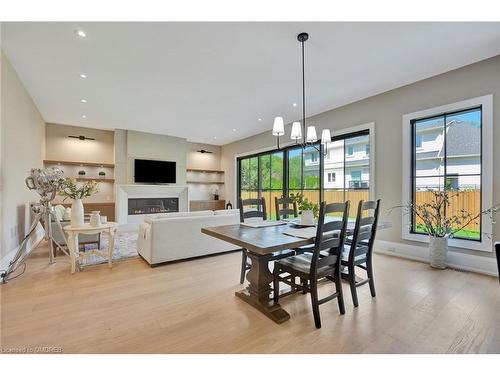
(201, 219, 391, 256)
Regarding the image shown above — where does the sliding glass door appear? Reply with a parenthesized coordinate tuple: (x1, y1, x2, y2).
(237, 129, 371, 218)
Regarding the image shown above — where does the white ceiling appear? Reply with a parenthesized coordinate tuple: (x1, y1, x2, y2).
(2, 22, 500, 145)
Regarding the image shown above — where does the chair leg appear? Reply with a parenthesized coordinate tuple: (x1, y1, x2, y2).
(348, 265, 359, 308)
(273, 268, 280, 303)
(310, 279, 321, 329)
(240, 249, 247, 284)
(301, 278, 308, 294)
(335, 267, 346, 315)
(367, 258, 376, 298)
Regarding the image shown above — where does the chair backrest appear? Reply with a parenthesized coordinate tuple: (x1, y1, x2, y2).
(348, 200, 381, 262)
(495, 242, 500, 284)
(275, 196, 298, 221)
(238, 197, 267, 222)
(310, 201, 350, 275)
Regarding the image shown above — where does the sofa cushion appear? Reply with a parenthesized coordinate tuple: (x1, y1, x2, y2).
(145, 210, 214, 222)
(213, 209, 240, 216)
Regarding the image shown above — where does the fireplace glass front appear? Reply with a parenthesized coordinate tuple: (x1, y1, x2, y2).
(128, 197, 179, 215)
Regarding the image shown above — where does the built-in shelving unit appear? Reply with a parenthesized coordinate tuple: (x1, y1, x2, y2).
(76, 177, 115, 183)
(44, 159, 115, 168)
(186, 168, 225, 203)
(186, 180, 224, 184)
(186, 168, 224, 174)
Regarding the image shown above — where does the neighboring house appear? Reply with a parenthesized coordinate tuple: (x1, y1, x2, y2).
(415, 120, 480, 190)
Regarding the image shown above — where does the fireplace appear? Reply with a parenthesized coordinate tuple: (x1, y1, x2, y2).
(128, 197, 179, 215)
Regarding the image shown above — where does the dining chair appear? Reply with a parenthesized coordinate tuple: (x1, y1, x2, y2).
(275, 196, 298, 221)
(341, 199, 381, 307)
(273, 201, 350, 328)
(238, 197, 295, 284)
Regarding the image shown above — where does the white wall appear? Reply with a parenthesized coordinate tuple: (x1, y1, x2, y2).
(1, 50, 46, 259)
(221, 55, 500, 259)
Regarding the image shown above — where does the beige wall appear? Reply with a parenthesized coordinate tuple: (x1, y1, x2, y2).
(114, 130, 188, 185)
(1, 50, 46, 259)
(45, 123, 114, 164)
(221, 55, 500, 258)
(187, 142, 221, 170)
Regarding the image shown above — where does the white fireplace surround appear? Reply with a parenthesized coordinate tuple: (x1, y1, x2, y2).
(116, 184, 189, 225)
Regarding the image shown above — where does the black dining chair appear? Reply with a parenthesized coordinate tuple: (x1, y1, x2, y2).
(341, 199, 381, 307)
(273, 201, 350, 328)
(238, 197, 295, 284)
(275, 196, 298, 221)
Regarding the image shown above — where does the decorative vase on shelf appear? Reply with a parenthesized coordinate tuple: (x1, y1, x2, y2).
(71, 198, 84, 227)
(429, 236, 448, 269)
(301, 210, 314, 226)
(90, 211, 101, 227)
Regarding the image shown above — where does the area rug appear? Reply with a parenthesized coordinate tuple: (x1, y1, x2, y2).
(80, 230, 139, 266)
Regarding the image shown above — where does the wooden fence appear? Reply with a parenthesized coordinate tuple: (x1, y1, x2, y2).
(241, 189, 481, 232)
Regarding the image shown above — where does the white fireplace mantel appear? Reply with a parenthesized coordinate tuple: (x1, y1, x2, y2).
(116, 184, 189, 225)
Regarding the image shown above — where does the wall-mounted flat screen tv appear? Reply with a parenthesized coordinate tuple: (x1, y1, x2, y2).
(134, 159, 176, 184)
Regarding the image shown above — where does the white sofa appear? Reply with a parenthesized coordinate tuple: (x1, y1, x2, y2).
(137, 209, 241, 265)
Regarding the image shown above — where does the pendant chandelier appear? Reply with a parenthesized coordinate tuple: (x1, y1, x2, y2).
(272, 32, 331, 155)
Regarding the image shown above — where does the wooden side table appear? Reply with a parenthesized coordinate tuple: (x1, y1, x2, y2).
(64, 222, 119, 274)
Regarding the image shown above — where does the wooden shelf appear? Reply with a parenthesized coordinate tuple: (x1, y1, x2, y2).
(186, 181, 224, 185)
(44, 159, 115, 168)
(75, 177, 115, 182)
(186, 168, 224, 174)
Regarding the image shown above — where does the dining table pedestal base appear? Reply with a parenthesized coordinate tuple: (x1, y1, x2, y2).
(235, 250, 290, 324)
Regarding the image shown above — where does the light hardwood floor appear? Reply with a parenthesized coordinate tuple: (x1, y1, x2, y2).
(1, 243, 499, 354)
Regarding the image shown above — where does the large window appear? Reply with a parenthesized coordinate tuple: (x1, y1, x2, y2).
(411, 107, 482, 241)
(402, 95, 493, 252)
(237, 125, 373, 220)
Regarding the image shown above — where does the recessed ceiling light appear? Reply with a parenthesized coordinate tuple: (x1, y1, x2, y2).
(258, 118, 262, 122)
(232, 128, 236, 132)
(80, 99, 87, 103)
(75, 29, 87, 38)
(81, 115, 87, 119)
(214, 136, 217, 139)
(292, 103, 297, 107)
(79, 73, 87, 79)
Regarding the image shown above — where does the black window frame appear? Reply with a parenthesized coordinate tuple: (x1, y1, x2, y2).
(410, 106, 483, 242)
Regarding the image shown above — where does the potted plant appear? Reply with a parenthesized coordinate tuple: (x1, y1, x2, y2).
(290, 192, 319, 225)
(396, 190, 499, 269)
(58, 178, 99, 226)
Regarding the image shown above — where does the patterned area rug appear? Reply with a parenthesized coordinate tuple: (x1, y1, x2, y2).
(80, 230, 139, 266)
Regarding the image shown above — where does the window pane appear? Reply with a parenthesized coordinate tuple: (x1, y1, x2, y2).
(270, 152, 283, 190)
(288, 148, 302, 190)
(447, 175, 481, 241)
(446, 109, 481, 176)
(324, 140, 343, 190)
(248, 157, 258, 190)
(413, 176, 444, 234)
(415, 117, 444, 177)
(260, 154, 271, 190)
(240, 158, 250, 190)
(304, 146, 320, 190)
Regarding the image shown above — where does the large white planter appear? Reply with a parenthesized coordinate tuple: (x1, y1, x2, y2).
(301, 210, 315, 226)
(71, 199, 84, 227)
(429, 236, 448, 269)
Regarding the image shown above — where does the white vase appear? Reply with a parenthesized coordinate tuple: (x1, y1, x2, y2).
(90, 211, 101, 227)
(71, 199, 84, 227)
(301, 210, 314, 226)
(429, 236, 448, 269)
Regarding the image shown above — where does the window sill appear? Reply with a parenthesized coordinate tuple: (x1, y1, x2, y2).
(402, 231, 493, 252)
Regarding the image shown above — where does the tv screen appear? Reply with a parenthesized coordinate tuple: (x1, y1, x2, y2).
(134, 159, 176, 184)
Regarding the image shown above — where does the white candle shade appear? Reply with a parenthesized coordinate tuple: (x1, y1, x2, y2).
(291, 122, 302, 140)
(321, 129, 332, 144)
(272, 117, 285, 136)
(306, 126, 318, 142)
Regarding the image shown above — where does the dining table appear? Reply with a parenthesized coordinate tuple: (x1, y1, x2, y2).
(202, 219, 390, 324)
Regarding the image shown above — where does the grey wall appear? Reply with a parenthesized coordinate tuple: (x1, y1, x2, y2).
(221, 55, 500, 258)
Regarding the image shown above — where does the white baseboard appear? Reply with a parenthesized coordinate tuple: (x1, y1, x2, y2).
(375, 239, 499, 277)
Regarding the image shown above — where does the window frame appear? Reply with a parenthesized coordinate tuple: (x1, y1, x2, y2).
(402, 95, 493, 252)
(235, 122, 376, 210)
